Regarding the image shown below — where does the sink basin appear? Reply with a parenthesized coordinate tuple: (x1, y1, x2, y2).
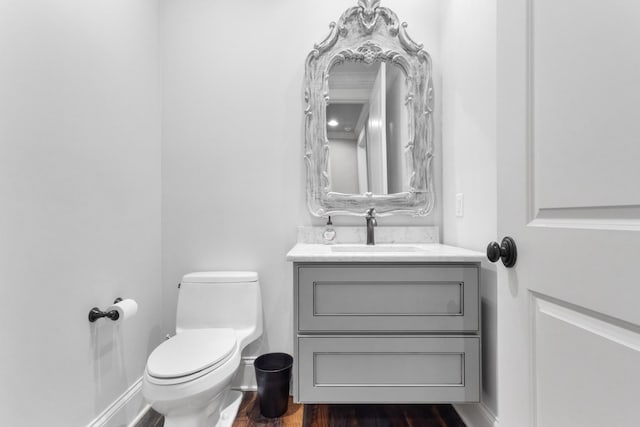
(330, 244, 423, 253)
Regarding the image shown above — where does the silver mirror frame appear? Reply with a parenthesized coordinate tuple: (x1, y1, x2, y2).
(304, 0, 434, 217)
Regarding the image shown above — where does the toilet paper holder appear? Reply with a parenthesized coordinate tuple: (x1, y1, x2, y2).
(88, 298, 123, 322)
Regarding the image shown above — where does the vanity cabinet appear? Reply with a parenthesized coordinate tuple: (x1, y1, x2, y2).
(292, 262, 481, 404)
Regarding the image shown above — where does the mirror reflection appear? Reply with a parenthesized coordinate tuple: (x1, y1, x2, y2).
(326, 61, 409, 195)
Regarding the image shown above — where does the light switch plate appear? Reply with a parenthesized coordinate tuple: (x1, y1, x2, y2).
(456, 193, 464, 217)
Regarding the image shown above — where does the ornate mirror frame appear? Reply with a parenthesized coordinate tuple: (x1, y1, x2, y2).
(305, 0, 434, 217)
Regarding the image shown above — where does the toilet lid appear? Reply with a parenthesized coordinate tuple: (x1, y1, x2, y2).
(147, 329, 236, 379)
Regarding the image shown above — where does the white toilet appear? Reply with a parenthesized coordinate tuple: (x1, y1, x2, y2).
(143, 271, 263, 427)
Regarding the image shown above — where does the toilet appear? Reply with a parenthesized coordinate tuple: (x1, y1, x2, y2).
(143, 271, 263, 427)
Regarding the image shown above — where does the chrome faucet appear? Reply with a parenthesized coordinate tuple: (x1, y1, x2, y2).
(365, 208, 377, 245)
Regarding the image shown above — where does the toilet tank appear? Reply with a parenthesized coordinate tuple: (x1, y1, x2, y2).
(175, 272, 262, 341)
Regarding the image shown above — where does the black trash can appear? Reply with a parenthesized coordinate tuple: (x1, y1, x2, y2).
(254, 352, 293, 418)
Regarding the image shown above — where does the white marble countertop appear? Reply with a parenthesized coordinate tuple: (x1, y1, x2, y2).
(286, 243, 485, 263)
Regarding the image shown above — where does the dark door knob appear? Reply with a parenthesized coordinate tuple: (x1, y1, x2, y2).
(487, 237, 517, 268)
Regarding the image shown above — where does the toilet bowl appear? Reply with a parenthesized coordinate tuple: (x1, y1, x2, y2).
(143, 272, 263, 427)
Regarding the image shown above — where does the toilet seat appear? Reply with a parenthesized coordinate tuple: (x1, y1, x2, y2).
(146, 328, 236, 385)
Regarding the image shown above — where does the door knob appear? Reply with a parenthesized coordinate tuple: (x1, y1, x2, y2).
(487, 237, 517, 268)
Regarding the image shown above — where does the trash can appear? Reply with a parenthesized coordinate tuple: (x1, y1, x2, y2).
(254, 352, 293, 418)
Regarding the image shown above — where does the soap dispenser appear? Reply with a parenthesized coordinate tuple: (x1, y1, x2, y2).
(323, 216, 336, 243)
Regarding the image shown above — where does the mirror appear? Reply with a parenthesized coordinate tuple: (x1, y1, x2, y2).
(305, 0, 434, 217)
(326, 61, 409, 195)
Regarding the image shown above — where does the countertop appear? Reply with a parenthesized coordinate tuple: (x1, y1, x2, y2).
(286, 243, 485, 263)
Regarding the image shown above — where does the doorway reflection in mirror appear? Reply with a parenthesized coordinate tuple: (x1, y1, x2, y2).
(326, 60, 409, 196)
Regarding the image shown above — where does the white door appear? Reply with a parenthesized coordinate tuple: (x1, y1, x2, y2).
(367, 62, 387, 193)
(356, 126, 369, 193)
(497, 1, 640, 426)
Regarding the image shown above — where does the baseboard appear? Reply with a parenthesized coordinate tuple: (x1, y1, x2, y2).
(127, 403, 152, 427)
(87, 377, 148, 427)
(453, 402, 499, 427)
(231, 356, 257, 391)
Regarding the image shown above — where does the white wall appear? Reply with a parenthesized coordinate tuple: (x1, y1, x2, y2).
(160, 0, 443, 357)
(386, 65, 409, 194)
(0, 1, 163, 426)
(328, 139, 359, 194)
(441, 0, 498, 420)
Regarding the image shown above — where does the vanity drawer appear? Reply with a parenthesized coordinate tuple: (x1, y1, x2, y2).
(296, 336, 480, 403)
(295, 264, 479, 332)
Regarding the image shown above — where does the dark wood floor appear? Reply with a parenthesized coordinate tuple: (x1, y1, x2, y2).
(135, 407, 164, 427)
(136, 392, 466, 427)
(234, 393, 303, 427)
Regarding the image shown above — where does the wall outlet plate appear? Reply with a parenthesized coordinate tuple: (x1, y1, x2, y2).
(456, 193, 464, 217)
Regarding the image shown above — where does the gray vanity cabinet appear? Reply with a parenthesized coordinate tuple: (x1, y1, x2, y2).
(293, 262, 481, 404)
